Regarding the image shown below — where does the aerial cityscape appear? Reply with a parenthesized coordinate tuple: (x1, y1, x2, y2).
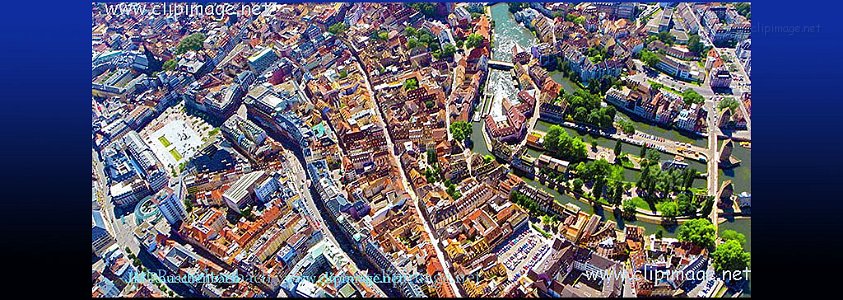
(91, 2, 751, 298)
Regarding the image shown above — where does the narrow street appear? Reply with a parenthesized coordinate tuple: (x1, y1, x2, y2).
(354, 55, 464, 297)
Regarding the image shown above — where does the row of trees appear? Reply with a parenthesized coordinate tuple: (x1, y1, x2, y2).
(637, 150, 700, 198)
(408, 3, 445, 19)
(572, 158, 627, 205)
(510, 190, 551, 218)
(617, 119, 636, 135)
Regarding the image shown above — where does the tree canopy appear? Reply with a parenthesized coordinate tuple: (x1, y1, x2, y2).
(640, 49, 660, 67)
(618, 119, 635, 135)
(677, 218, 717, 249)
(711, 240, 751, 273)
(681, 89, 705, 105)
(622, 199, 637, 217)
(162, 59, 178, 71)
(176, 33, 206, 55)
(328, 22, 348, 35)
(734, 3, 751, 19)
(450, 121, 473, 142)
(543, 125, 588, 162)
(565, 89, 616, 128)
(718, 97, 740, 112)
(465, 33, 485, 49)
(720, 229, 747, 246)
(657, 201, 678, 219)
(688, 34, 705, 55)
(403, 77, 419, 91)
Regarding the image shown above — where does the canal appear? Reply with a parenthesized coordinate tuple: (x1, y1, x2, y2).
(720, 145, 751, 194)
(534, 120, 708, 172)
(615, 112, 709, 148)
(470, 3, 537, 157)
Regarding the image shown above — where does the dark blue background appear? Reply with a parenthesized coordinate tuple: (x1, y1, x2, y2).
(0, 1, 838, 297)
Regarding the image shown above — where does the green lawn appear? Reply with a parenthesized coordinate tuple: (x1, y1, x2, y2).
(630, 197, 655, 212)
(532, 223, 552, 239)
(158, 136, 172, 147)
(169, 149, 183, 161)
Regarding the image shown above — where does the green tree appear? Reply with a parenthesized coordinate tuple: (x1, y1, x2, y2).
(426, 148, 438, 165)
(657, 201, 678, 219)
(688, 34, 704, 55)
(544, 125, 588, 162)
(465, 33, 484, 49)
(640, 49, 660, 67)
(681, 89, 705, 105)
(162, 59, 178, 71)
(655, 230, 663, 240)
(241, 206, 254, 220)
(378, 31, 389, 41)
(720, 229, 747, 246)
(403, 77, 419, 91)
(657, 31, 675, 45)
(574, 16, 586, 25)
(677, 218, 717, 249)
(573, 179, 584, 193)
(676, 193, 696, 216)
(592, 178, 605, 200)
(711, 240, 751, 274)
(618, 119, 635, 135)
(450, 121, 473, 142)
(718, 97, 740, 112)
(614, 140, 623, 156)
(328, 23, 348, 35)
(407, 37, 420, 49)
(176, 33, 206, 55)
(442, 43, 456, 58)
(409, 3, 443, 19)
(623, 199, 637, 218)
(183, 198, 193, 213)
(734, 3, 751, 19)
